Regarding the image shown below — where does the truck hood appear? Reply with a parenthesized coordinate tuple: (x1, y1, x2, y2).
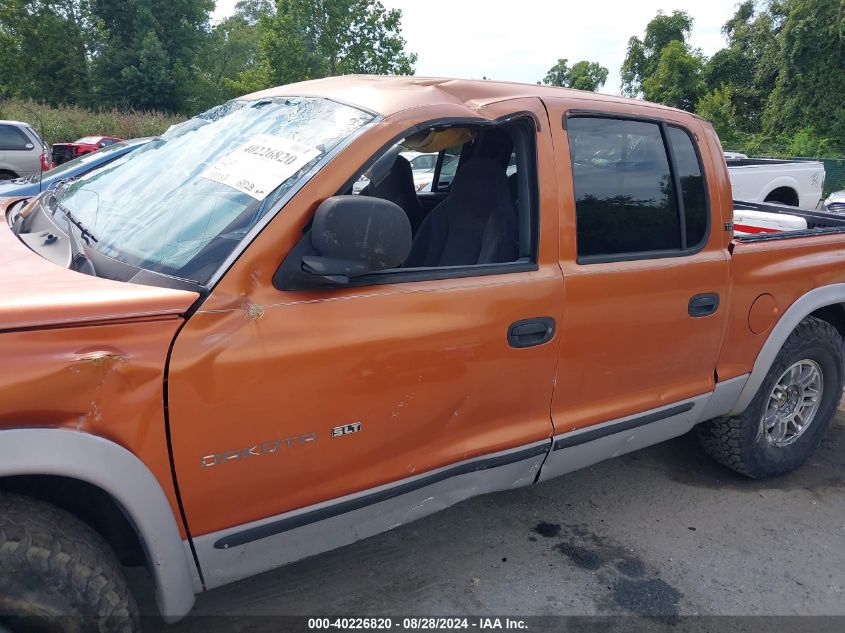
(0, 207, 199, 332)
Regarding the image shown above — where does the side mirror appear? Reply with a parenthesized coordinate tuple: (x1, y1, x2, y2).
(298, 195, 411, 286)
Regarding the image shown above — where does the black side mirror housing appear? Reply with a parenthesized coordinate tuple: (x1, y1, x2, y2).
(274, 195, 411, 290)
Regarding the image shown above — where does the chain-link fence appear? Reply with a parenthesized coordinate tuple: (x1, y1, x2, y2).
(818, 158, 845, 197)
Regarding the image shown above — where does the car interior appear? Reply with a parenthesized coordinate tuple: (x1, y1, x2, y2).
(275, 118, 537, 290)
(354, 125, 526, 255)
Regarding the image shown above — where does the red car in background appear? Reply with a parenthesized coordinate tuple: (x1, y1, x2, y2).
(51, 135, 123, 166)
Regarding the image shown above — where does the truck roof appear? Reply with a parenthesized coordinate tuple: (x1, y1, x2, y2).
(243, 74, 698, 120)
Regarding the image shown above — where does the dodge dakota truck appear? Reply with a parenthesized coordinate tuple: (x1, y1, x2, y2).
(2, 76, 845, 630)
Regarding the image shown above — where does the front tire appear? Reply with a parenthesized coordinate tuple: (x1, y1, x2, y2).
(0, 493, 139, 633)
(697, 316, 844, 478)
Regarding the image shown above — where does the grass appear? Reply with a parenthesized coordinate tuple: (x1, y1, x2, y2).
(0, 100, 186, 147)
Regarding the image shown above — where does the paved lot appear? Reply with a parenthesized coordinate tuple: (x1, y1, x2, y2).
(141, 411, 845, 628)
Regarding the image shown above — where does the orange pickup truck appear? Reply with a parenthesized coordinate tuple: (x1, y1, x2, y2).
(2, 76, 845, 628)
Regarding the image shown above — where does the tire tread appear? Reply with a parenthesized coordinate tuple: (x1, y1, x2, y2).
(697, 316, 843, 478)
(0, 492, 139, 632)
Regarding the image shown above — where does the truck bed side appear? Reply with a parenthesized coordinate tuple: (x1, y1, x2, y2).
(718, 230, 845, 383)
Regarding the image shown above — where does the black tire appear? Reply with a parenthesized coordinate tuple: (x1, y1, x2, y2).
(0, 493, 139, 633)
(697, 316, 844, 478)
(0, 171, 17, 181)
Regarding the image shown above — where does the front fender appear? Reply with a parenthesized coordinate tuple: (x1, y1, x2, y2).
(0, 428, 197, 621)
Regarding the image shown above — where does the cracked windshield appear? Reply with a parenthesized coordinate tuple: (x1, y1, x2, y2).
(56, 97, 374, 285)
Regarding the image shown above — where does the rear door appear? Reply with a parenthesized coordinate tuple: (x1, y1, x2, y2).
(544, 102, 730, 443)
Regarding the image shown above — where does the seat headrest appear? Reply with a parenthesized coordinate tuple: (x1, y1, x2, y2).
(479, 128, 514, 166)
(368, 146, 403, 187)
(449, 158, 510, 201)
(367, 155, 413, 194)
(390, 155, 413, 179)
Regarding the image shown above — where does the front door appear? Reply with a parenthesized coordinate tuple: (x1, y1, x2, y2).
(167, 97, 562, 587)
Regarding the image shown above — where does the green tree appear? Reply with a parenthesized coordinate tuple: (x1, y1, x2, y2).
(621, 10, 694, 98)
(542, 58, 608, 91)
(119, 32, 174, 111)
(240, 0, 417, 91)
(763, 0, 845, 147)
(703, 0, 782, 134)
(193, 0, 273, 110)
(542, 59, 570, 87)
(0, 0, 89, 105)
(696, 85, 743, 149)
(641, 39, 705, 111)
(233, 0, 274, 24)
(89, 0, 213, 112)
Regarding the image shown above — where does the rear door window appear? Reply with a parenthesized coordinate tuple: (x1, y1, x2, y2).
(0, 125, 32, 151)
(568, 117, 680, 259)
(566, 116, 709, 261)
(667, 126, 707, 248)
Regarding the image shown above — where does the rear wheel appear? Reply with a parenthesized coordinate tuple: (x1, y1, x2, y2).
(0, 493, 139, 633)
(0, 170, 17, 181)
(697, 317, 843, 478)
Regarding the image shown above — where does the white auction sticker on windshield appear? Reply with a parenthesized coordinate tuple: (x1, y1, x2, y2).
(200, 134, 320, 200)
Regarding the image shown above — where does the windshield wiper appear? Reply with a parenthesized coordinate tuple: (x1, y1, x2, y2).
(54, 200, 97, 275)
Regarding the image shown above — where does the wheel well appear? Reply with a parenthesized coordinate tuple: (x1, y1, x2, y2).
(764, 186, 799, 206)
(809, 304, 845, 340)
(0, 475, 146, 567)
(0, 169, 18, 179)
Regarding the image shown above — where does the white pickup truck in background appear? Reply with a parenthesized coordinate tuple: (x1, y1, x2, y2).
(726, 155, 826, 208)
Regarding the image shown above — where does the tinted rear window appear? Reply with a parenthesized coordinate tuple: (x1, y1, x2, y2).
(568, 117, 680, 258)
(668, 126, 707, 248)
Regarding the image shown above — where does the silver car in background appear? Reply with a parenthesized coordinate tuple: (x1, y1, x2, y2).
(823, 190, 845, 213)
(0, 120, 50, 180)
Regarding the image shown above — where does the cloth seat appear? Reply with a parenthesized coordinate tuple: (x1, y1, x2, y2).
(404, 158, 518, 267)
(361, 155, 426, 234)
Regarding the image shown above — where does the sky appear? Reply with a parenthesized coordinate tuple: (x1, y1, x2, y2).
(210, 0, 740, 95)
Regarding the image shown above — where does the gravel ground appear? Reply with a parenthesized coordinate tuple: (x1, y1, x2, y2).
(139, 408, 845, 629)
